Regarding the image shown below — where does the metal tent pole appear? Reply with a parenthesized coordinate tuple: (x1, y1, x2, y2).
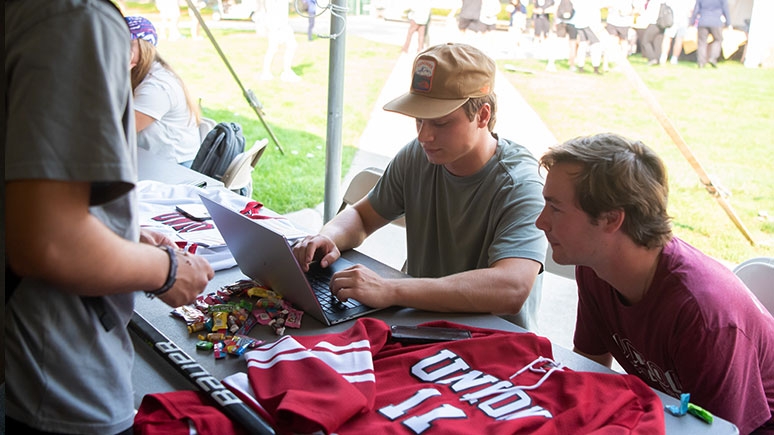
(620, 59, 756, 246)
(322, 0, 348, 223)
(184, 0, 285, 155)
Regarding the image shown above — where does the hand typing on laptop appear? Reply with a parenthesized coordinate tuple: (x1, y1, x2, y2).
(326, 263, 396, 308)
(293, 234, 394, 308)
(292, 234, 343, 272)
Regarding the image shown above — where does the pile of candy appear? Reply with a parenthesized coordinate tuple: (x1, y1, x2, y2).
(171, 279, 304, 359)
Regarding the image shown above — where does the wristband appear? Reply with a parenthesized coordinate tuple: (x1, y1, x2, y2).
(145, 244, 177, 299)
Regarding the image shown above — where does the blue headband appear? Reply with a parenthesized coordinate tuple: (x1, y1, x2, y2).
(125, 16, 158, 46)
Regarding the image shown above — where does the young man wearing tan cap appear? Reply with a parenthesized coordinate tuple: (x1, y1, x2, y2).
(292, 43, 547, 330)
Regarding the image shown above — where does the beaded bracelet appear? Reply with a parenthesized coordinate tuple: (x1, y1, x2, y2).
(145, 244, 178, 299)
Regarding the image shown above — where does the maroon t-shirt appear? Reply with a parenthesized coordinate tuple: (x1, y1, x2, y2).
(574, 237, 774, 434)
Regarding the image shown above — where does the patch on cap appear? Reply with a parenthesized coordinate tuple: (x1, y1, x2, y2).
(412, 59, 436, 93)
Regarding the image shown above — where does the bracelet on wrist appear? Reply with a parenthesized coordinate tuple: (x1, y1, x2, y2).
(145, 244, 177, 299)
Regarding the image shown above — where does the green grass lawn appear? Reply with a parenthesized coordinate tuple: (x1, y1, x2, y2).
(151, 14, 400, 213)
(128, 2, 772, 263)
(499, 55, 774, 263)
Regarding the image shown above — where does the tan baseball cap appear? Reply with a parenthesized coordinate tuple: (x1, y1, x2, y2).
(383, 43, 496, 119)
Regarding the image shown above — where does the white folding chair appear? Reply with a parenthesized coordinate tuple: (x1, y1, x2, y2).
(339, 167, 405, 228)
(339, 167, 407, 270)
(221, 139, 268, 197)
(337, 168, 383, 213)
(733, 256, 774, 315)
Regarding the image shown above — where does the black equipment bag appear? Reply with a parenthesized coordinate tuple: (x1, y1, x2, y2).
(191, 122, 246, 181)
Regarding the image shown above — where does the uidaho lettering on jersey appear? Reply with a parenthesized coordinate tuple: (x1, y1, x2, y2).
(378, 349, 552, 432)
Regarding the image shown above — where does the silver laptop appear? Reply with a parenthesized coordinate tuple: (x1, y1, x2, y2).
(200, 195, 385, 325)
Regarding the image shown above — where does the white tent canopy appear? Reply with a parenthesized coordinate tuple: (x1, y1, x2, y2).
(729, 0, 774, 67)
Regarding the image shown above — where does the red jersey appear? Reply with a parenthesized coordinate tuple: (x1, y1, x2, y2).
(224, 318, 665, 434)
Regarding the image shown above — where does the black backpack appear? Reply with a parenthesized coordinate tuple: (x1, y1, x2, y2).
(656, 2, 674, 29)
(556, 0, 575, 20)
(191, 122, 246, 181)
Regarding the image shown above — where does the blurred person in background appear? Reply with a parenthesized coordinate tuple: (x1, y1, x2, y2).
(660, 0, 696, 64)
(401, 0, 432, 53)
(691, 0, 731, 68)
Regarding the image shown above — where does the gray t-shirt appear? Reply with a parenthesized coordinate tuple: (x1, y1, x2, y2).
(5, 0, 138, 433)
(368, 137, 547, 329)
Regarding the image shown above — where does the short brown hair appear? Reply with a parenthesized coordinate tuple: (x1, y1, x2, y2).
(461, 93, 497, 132)
(540, 133, 672, 248)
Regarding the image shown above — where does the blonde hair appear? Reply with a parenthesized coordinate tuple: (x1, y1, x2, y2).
(131, 39, 200, 125)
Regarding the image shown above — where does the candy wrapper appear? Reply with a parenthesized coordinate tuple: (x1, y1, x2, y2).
(223, 334, 264, 356)
(211, 311, 229, 332)
(171, 305, 206, 324)
(170, 278, 305, 357)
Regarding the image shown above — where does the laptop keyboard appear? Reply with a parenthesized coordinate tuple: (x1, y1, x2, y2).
(306, 268, 361, 314)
